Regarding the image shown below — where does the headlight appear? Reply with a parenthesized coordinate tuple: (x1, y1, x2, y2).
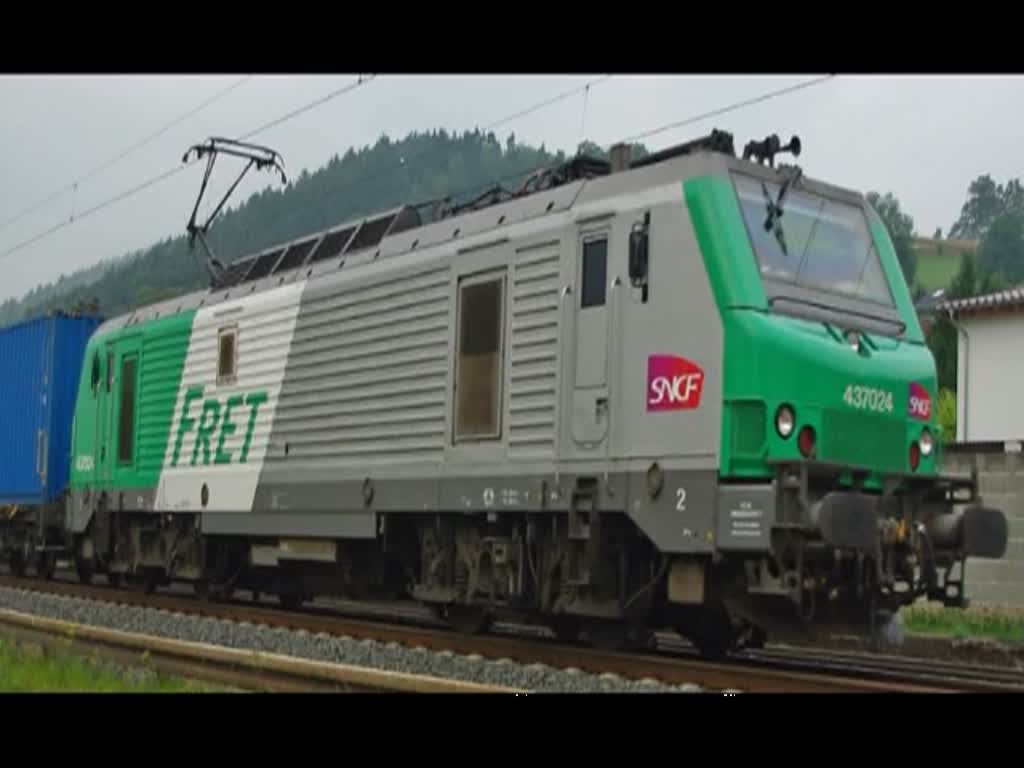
(920, 428, 934, 457)
(776, 405, 795, 438)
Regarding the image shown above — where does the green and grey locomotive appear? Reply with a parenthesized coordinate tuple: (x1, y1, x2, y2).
(61, 131, 1007, 655)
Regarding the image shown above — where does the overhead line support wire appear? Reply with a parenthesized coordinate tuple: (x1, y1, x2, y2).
(0, 75, 376, 263)
(0, 75, 253, 235)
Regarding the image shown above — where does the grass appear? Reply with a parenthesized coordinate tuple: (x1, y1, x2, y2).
(0, 638, 217, 692)
(902, 601, 1024, 645)
(913, 242, 975, 293)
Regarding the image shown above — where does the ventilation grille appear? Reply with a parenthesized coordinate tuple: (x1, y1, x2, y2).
(274, 237, 318, 274)
(347, 214, 396, 253)
(216, 257, 256, 289)
(507, 249, 561, 459)
(243, 249, 284, 282)
(309, 227, 355, 264)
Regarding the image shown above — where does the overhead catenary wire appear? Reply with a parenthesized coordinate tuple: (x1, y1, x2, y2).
(422, 74, 841, 216)
(617, 74, 837, 145)
(1, 73, 589, 266)
(0, 73, 835, 267)
(484, 75, 612, 133)
(0, 75, 253, 235)
(187, 75, 614, 263)
(579, 82, 592, 149)
(0, 75, 377, 263)
(305, 75, 615, 217)
(3, 167, 185, 262)
(238, 75, 376, 141)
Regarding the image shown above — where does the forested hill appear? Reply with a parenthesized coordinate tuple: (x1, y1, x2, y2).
(0, 130, 648, 327)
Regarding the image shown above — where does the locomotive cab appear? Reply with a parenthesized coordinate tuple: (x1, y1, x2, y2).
(667, 143, 1009, 650)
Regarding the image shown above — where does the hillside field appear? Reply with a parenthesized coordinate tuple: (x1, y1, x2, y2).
(912, 237, 978, 292)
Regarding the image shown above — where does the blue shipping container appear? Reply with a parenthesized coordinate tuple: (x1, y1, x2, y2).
(0, 312, 103, 506)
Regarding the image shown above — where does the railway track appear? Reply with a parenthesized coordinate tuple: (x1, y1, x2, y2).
(0, 607, 520, 693)
(0, 573, 1016, 693)
(656, 637, 1024, 693)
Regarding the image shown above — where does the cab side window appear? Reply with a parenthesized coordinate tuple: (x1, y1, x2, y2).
(581, 237, 608, 308)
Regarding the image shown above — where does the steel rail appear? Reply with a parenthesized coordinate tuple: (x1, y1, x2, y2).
(0, 574, 993, 693)
(0, 607, 522, 693)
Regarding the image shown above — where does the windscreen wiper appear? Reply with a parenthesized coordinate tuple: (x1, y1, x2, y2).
(760, 165, 803, 257)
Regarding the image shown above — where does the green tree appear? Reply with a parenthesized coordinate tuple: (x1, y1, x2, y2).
(926, 254, 1007, 391)
(977, 210, 1024, 282)
(936, 387, 957, 443)
(949, 174, 1024, 240)
(866, 191, 916, 287)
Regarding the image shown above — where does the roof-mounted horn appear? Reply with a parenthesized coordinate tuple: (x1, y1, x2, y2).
(742, 134, 801, 168)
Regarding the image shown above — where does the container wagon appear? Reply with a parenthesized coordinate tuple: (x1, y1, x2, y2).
(0, 311, 103, 577)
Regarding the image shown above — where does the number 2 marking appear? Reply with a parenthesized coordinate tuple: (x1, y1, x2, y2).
(676, 488, 687, 511)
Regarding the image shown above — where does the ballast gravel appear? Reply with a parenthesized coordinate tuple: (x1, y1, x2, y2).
(0, 587, 704, 693)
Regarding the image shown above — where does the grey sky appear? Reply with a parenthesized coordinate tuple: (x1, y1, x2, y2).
(0, 74, 1021, 302)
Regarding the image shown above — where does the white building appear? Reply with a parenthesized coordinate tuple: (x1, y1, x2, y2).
(940, 287, 1024, 444)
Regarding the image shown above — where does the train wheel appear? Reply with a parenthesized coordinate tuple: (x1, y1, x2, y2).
(678, 615, 739, 660)
(688, 631, 733, 660)
(35, 552, 56, 580)
(107, 573, 124, 589)
(671, 601, 744, 659)
(74, 556, 94, 585)
(278, 593, 305, 611)
(584, 619, 632, 652)
(8, 552, 25, 578)
(550, 616, 581, 643)
(135, 573, 160, 595)
(445, 605, 493, 635)
(744, 626, 768, 650)
(195, 580, 235, 603)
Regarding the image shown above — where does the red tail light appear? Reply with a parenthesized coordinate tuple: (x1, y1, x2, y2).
(909, 441, 920, 471)
(798, 426, 816, 458)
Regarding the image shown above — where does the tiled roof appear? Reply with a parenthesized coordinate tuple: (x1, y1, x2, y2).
(938, 286, 1024, 317)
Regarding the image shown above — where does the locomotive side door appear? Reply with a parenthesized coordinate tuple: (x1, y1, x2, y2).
(570, 224, 611, 447)
(110, 337, 141, 487)
(94, 341, 116, 487)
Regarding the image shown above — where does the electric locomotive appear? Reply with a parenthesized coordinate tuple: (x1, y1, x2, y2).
(51, 129, 1006, 656)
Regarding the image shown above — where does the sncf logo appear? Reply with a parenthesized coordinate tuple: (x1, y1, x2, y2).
(647, 355, 704, 411)
(909, 382, 932, 421)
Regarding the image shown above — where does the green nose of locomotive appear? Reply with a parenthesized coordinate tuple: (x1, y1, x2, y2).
(686, 156, 943, 483)
(681, 134, 1007, 646)
(735, 311, 941, 480)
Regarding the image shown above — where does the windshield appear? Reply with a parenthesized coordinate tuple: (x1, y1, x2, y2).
(732, 172, 894, 307)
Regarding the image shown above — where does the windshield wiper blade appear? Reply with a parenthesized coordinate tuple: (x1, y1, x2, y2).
(761, 181, 788, 255)
(761, 166, 803, 257)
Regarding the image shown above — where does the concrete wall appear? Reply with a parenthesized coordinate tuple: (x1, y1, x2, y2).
(956, 313, 1024, 443)
(944, 451, 1024, 606)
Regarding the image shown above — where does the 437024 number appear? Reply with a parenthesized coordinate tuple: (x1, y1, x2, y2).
(843, 384, 894, 414)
